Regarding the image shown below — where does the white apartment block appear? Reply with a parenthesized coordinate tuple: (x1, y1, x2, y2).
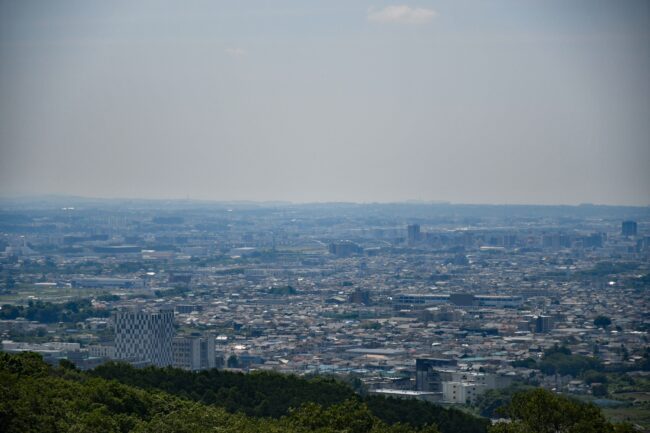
(173, 335, 216, 370)
(442, 381, 487, 404)
(87, 344, 116, 359)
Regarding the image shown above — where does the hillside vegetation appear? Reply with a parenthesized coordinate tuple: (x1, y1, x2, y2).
(1, 352, 482, 433)
(1, 352, 636, 433)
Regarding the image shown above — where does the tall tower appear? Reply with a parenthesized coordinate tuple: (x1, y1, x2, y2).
(407, 224, 421, 245)
(622, 220, 637, 237)
(114, 308, 175, 367)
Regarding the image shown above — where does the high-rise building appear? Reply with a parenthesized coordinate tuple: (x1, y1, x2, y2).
(172, 335, 216, 370)
(114, 308, 175, 367)
(535, 315, 553, 333)
(407, 224, 421, 244)
(622, 220, 638, 237)
(542, 233, 571, 249)
(415, 358, 458, 391)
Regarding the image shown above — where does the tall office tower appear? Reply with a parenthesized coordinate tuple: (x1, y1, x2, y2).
(622, 220, 638, 237)
(535, 315, 553, 333)
(114, 308, 175, 367)
(407, 224, 421, 245)
(199, 336, 216, 370)
(172, 335, 216, 370)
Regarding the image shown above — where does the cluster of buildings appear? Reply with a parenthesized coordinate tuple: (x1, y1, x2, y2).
(0, 200, 648, 407)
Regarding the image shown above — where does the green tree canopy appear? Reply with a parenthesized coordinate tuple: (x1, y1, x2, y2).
(489, 388, 630, 433)
(594, 316, 612, 329)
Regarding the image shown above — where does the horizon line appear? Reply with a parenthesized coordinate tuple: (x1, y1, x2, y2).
(0, 193, 648, 209)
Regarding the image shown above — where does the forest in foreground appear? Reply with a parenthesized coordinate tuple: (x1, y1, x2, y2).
(0, 352, 637, 433)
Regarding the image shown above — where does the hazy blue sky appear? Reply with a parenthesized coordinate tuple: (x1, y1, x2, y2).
(1, 1, 648, 205)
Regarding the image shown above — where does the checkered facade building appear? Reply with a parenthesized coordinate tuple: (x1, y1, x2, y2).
(114, 308, 175, 367)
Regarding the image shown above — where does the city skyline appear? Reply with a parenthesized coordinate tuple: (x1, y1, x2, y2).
(1, 198, 648, 429)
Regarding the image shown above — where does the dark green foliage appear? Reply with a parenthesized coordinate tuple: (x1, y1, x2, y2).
(285, 400, 442, 433)
(6, 326, 49, 344)
(612, 423, 640, 433)
(511, 358, 537, 369)
(0, 299, 110, 323)
(365, 395, 489, 433)
(473, 384, 533, 418)
(361, 321, 382, 330)
(287, 400, 378, 433)
(0, 352, 50, 377)
(89, 361, 487, 433)
(115, 262, 144, 273)
(323, 311, 360, 320)
(226, 354, 239, 368)
(268, 285, 297, 295)
(58, 358, 78, 371)
(488, 388, 625, 433)
(132, 399, 441, 433)
(1, 352, 176, 433)
(0, 304, 21, 319)
(544, 344, 572, 357)
(591, 383, 608, 397)
(0, 352, 445, 433)
(539, 345, 602, 377)
(0, 353, 638, 432)
(637, 347, 650, 371)
(91, 361, 357, 418)
(594, 316, 612, 329)
(581, 370, 608, 385)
